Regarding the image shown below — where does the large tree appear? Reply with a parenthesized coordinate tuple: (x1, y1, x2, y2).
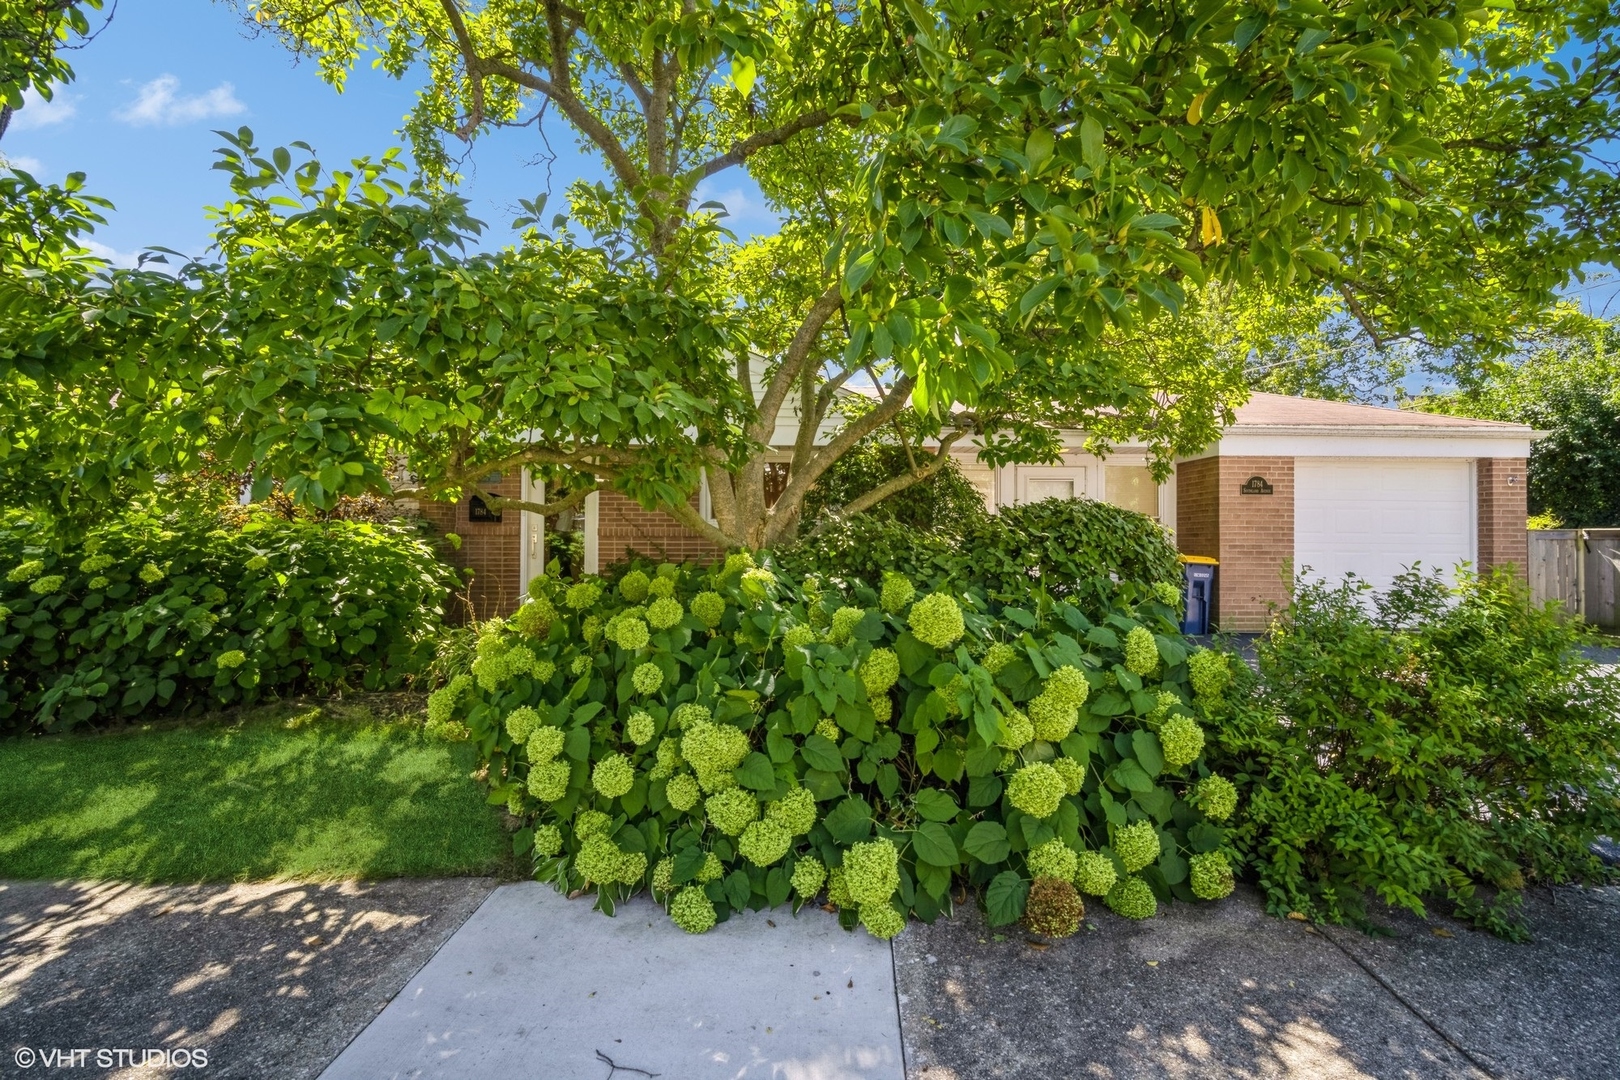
(8, 0, 1620, 548)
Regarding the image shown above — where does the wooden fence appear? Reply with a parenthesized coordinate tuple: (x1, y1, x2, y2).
(1528, 529, 1620, 629)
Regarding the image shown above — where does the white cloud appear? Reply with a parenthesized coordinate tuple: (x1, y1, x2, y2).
(9, 87, 78, 131)
(693, 181, 756, 221)
(2, 155, 45, 175)
(114, 75, 245, 127)
(84, 241, 142, 269)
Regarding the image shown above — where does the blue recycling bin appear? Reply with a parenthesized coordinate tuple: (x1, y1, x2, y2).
(1180, 557, 1217, 636)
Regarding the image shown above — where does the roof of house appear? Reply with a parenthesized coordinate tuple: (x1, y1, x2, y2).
(1230, 392, 1531, 431)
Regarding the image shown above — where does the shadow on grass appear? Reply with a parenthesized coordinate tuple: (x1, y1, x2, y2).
(0, 704, 510, 883)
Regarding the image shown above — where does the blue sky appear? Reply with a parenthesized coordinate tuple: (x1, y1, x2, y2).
(1, 1, 777, 265)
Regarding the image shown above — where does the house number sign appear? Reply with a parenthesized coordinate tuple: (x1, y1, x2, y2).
(1239, 475, 1274, 495)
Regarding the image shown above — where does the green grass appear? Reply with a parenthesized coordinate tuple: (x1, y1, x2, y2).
(0, 699, 512, 883)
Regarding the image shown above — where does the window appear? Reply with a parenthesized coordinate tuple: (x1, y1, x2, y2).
(1105, 464, 1158, 519)
(764, 462, 791, 508)
(1025, 478, 1076, 501)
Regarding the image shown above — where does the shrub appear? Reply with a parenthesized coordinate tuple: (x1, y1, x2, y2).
(800, 442, 990, 532)
(1207, 568, 1620, 938)
(778, 498, 1182, 617)
(0, 509, 457, 734)
(439, 556, 1237, 940)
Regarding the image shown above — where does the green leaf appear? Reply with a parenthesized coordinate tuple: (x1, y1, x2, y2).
(1079, 115, 1106, 168)
(823, 796, 874, 844)
(915, 788, 960, 822)
(1131, 730, 1165, 776)
(724, 868, 752, 910)
(800, 734, 845, 773)
(563, 726, 591, 761)
(1111, 759, 1155, 792)
(964, 821, 1011, 864)
(735, 752, 777, 792)
(985, 871, 1030, 926)
(916, 860, 952, 901)
(911, 821, 960, 867)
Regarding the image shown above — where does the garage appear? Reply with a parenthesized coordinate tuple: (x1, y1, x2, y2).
(1294, 458, 1475, 592)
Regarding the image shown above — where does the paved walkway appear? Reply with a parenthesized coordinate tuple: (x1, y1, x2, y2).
(2, 879, 1617, 1079)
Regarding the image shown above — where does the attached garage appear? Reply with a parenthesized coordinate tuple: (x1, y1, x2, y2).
(1294, 458, 1475, 593)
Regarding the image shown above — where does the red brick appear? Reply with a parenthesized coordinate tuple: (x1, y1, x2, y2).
(1477, 458, 1528, 581)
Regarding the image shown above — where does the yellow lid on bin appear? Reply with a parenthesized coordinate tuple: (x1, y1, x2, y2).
(1178, 554, 1219, 565)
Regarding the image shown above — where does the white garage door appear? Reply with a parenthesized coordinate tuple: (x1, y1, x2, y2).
(1295, 458, 1475, 592)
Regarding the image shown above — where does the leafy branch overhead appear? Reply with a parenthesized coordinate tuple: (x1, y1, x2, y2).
(6, 0, 1620, 543)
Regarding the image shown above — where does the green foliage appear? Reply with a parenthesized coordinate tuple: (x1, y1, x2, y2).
(802, 443, 989, 532)
(780, 499, 1181, 617)
(0, 509, 457, 734)
(1, 0, 102, 117)
(440, 555, 1236, 940)
(1208, 569, 1620, 938)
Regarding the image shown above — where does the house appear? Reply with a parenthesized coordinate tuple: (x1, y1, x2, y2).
(428, 393, 1536, 632)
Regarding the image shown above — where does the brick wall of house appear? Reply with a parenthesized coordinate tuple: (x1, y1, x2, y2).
(417, 473, 524, 622)
(597, 490, 723, 569)
(1173, 457, 1220, 559)
(1215, 456, 1295, 632)
(1477, 457, 1529, 580)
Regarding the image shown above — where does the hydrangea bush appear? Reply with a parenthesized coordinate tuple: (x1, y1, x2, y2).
(442, 555, 1239, 940)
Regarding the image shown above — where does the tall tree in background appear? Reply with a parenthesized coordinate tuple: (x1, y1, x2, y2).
(0, 0, 103, 141)
(8, 0, 1620, 547)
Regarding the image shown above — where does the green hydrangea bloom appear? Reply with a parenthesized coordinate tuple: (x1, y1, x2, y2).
(646, 596, 683, 631)
(1074, 851, 1119, 896)
(571, 654, 592, 676)
(880, 572, 915, 614)
(982, 642, 1016, 675)
(694, 851, 725, 882)
(245, 555, 269, 572)
(506, 706, 542, 744)
(648, 573, 676, 597)
(512, 596, 556, 637)
(670, 886, 717, 934)
(1188, 648, 1234, 701)
(1146, 690, 1181, 728)
(574, 835, 621, 883)
(738, 819, 793, 866)
(681, 720, 751, 792)
(740, 567, 776, 600)
(1046, 665, 1090, 708)
(216, 650, 247, 669)
(908, 593, 965, 649)
(632, 662, 664, 696)
(6, 559, 43, 582)
(1027, 838, 1079, 882)
(619, 569, 651, 602)
(860, 903, 906, 940)
(87, 577, 109, 590)
(783, 624, 816, 650)
(1113, 820, 1161, 872)
(666, 772, 701, 811)
(826, 867, 853, 908)
(534, 824, 563, 857)
(998, 709, 1034, 750)
(870, 693, 893, 725)
(592, 753, 636, 798)
(1189, 851, 1236, 900)
(1159, 715, 1206, 769)
(507, 788, 527, 818)
(723, 552, 755, 576)
(1008, 762, 1066, 819)
(1027, 690, 1078, 743)
(1106, 875, 1158, 919)
(814, 717, 841, 742)
(617, 850, 648, 885)
(564, 581, 602, 610)
(671, 703, 712, 729)
(1001, 750, 1019, 771)
(609, 616, 650, 651)
(705, 787, 759, 836)
(1124, 626, 1160, 676)
(527, 760, 571, 802)
(138, 562, 165, 583)
(1193, 775, 1238, 821)
(766, 786, 818, 836)
(30, 575, 64, 595)
(690, 591, 726, 628)
(575, 810, 613, 838)
(767, 857, 813, 903)
(1152, 581, 1183, 609)
(426, 675, 471, 728)
(79, 554, 114, 573)
(860, 648, 901, 697)
(827, 606, 866, 645)
(528, 726, 566, 763)
(626, 711, 656, 746)
(843, 838, 901, 905)
(649, 737, 682, 779)
(1050, 755, 1085, 796)
(581, 616, 603, 646)
(651, 856, 675, 894)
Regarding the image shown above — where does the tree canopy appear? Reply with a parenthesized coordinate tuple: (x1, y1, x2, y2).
(6, 0, 1620, 547)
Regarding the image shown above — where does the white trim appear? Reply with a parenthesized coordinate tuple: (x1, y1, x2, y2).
(699, 470, 717, 524)
(519, 470, 545, 594)
(583, 491, 600, 576)
(1208, 432, 1534, 459)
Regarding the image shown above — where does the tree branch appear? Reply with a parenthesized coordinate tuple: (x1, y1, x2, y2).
(827, 430, 965, 522)
(661, 492, 738, 549)
(469, 481, 605, 517)
(751, 283, 843, 447)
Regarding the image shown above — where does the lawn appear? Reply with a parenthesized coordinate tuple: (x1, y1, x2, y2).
(0, 700, 512, 882)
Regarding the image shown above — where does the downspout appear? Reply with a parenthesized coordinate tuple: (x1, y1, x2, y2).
(1576, 528, 1586, 622)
